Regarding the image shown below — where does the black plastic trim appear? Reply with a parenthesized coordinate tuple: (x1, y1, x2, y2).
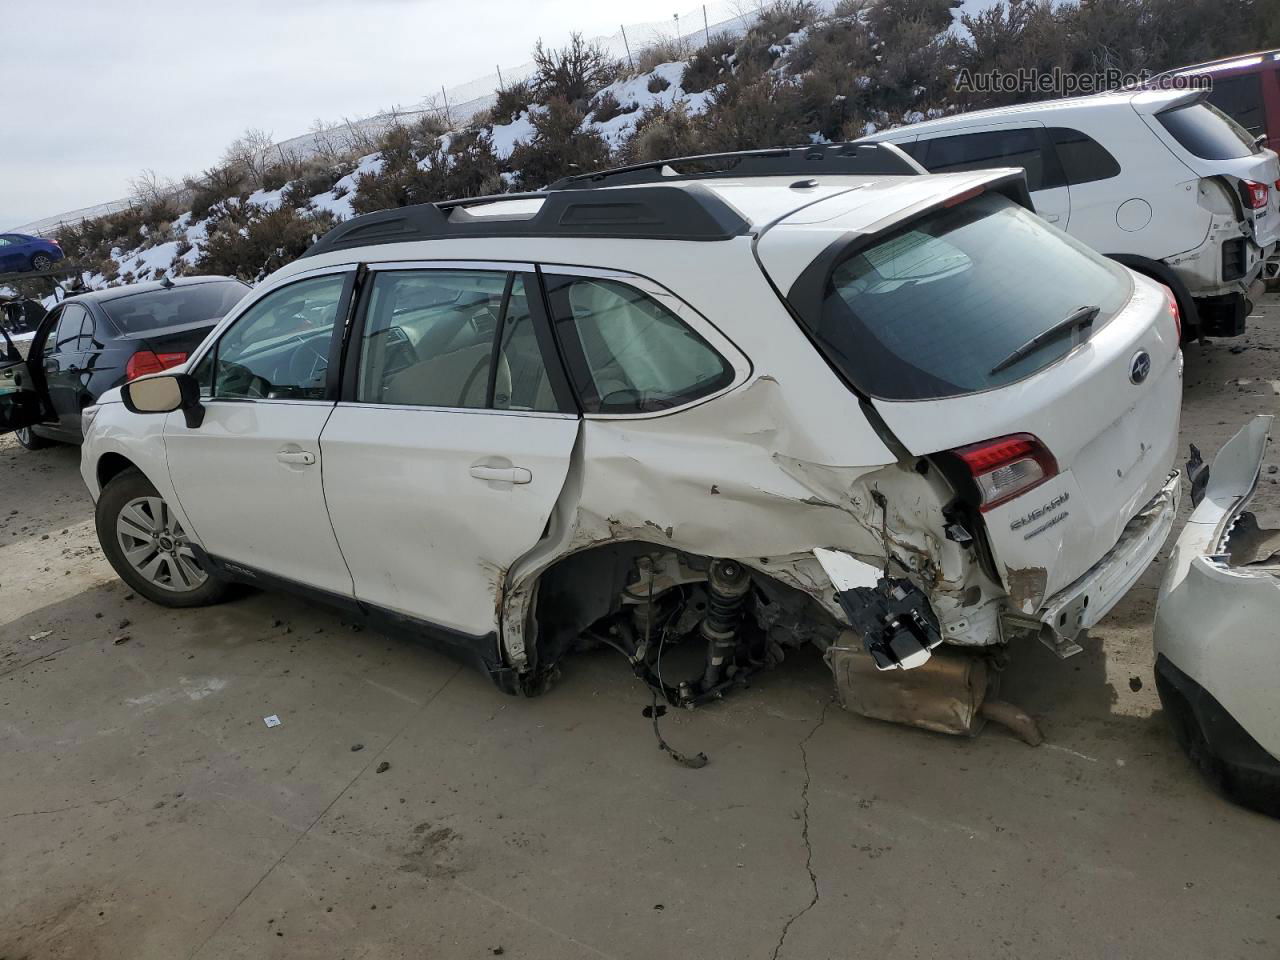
(546, 142, 924, 190)
(195, 548, 510, 686)
(301, 185, 752, 258)
(1155, 653, 1280, 818)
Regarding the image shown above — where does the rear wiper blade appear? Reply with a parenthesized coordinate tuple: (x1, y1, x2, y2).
(989, 304, 1100, 376)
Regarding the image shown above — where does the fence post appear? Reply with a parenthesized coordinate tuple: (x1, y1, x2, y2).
(703, 5, 711, 44)
(620, 25, 634, 71)
(496, 64, 505, 89)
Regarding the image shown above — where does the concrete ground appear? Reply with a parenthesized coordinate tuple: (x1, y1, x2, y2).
(2, 295, 1279, 960)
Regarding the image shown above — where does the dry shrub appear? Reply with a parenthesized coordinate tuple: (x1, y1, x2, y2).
(509, 98, 611, 188)
(530, 33, 618, 108)
(196, 205, 337, 281)
(681, 32, 735, 94)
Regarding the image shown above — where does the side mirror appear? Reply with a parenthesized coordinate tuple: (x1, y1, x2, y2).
(121, 373, 205, 428)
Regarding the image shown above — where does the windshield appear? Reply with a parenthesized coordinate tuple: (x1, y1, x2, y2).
(1156, 102, 1260, 160)
(101, 280, 248, 334)
(795, 192, 1130, 401)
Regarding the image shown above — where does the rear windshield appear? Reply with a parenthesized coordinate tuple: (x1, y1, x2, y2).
(101, 280, 248, 334)
(1156, 102, 1259, 160)
(797, 192, 1130, 401)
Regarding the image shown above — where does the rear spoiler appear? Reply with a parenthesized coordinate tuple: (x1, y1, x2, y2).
(849, 168, 1035, 239)
(1128, 87, 1209, 116)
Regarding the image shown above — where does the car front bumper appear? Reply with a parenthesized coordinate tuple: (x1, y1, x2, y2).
(1154, 414, 1280, 815)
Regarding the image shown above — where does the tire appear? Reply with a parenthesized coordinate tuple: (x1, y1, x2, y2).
(29, 253, 52, 272)
(14, 426, 54, 450)
(96, 468, 229, 608)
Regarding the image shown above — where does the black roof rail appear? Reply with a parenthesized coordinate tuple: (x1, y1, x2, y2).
(546, 142, 923, 191)
(300, 184, 751, 258)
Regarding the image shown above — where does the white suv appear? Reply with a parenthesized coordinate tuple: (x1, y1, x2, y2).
(0, 146, 1187, 737)
(861, 88, 1280, 338)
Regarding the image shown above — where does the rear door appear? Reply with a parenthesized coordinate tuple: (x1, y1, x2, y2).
(909, 122, 1071, 227)
(41, 303, 91, 436)
(319, 263, 579, 640)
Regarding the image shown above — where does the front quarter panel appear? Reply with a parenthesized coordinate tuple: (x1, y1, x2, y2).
(80, 400, 191, 534)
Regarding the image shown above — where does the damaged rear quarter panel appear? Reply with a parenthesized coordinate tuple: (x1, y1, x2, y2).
(498, 250, 1006, 669)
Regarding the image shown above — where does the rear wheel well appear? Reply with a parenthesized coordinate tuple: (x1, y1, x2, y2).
(96, 452, 139, 492)
(523, 542, 843, 692)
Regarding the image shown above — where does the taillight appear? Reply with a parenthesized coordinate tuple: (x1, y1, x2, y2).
(126, 349, 187, 381)
(1160, 283, 1181, 341)
(952, 433, 1058, 512)
(1240, 179, 1270, 209)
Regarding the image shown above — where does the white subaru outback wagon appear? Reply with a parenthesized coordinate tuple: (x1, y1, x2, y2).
(0, 145, 1186, 736)
(861, 88, 1280, 340)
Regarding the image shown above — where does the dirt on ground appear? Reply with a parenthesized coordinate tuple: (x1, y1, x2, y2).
(1, 294, 1278, 960)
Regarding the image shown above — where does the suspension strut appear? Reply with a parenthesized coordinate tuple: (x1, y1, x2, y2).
(698, 559, 751, 693)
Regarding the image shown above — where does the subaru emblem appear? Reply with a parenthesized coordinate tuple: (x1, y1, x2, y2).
(1129, 350, 1151, 385)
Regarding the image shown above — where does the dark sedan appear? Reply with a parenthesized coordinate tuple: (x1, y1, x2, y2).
(12, 276, 249, 449)
(0, 233, 65, 274)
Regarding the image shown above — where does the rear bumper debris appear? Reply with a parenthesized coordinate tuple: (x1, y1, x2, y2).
(1155, 414, 1280, 816)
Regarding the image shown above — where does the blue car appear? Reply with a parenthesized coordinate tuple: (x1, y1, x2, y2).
(0, 233, 64, 274)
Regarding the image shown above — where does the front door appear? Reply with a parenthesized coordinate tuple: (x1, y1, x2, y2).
(164, 269, 357, 598)
(319, 265, 579, 639)
(0, 327, 49, 432)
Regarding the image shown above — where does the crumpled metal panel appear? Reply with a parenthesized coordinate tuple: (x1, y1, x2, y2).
(827, 638, 990, 737)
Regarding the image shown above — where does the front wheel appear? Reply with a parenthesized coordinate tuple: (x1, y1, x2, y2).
(96, 468, 229, 607)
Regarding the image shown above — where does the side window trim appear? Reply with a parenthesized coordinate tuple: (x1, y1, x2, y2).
(539, 267, 748, 419)
(914, 123, 1065, 192)
(338, 261, 578, 416)
(195, 268, 355, 405)
(53, 304, 86, 353)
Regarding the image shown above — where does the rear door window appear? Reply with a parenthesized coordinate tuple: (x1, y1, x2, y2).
(543, 276, 733, 414)
(356, 269, 563, 413)
(1047, 127, 1121, 185)
(1156, 102, 1259, 159)
(914, 128, 1058, 190)
(1205, 74, 1267, 139)
(789, 192, 1131, 400)
(51, 304, 87, 353)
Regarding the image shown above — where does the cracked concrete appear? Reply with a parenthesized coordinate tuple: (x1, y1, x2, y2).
(1, 294, 1279, 958)
(770, 699, 830, 960)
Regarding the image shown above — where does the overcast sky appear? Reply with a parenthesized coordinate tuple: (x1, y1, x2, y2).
(0, 0, 675, 230)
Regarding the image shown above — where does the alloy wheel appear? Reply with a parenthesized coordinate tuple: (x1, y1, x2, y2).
(115, 496, 207, 592)
(31, 255, 51, 271)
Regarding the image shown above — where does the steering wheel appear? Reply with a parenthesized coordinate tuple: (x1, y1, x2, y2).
(282, 334, 331, 393)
